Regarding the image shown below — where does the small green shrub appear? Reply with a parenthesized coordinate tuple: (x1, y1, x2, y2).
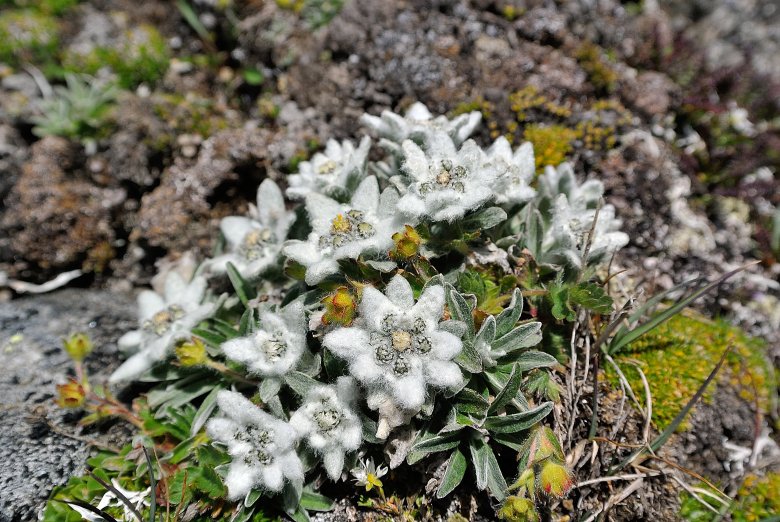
(0, 9, 59, 66)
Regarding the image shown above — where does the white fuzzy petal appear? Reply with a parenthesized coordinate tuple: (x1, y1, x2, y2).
(138, 290, 165, 321)
(412, 285, 445, 321)
(323, 450, 345, 480)
(428, 330, 463, 360)
(424, 359, 464, 390)
(384, 274, 414, 309)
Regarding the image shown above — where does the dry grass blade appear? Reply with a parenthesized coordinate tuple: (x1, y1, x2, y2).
(142, 446, 157, 522)
(54, 499, 120, 522)
(86, 470, 145, 522)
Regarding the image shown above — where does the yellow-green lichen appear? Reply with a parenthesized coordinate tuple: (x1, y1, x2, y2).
(679, 473, 780, 521)
(509, 85, 572, 122)
(575, 42, 619, 94)
(606, 313, 775, 431)
(523, 124, 578, 172)
(61, 25, 169, 88)
(0, 9, 59, 66)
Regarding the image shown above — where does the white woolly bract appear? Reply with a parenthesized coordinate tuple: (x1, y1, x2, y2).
(207, 390, 303, 500)
(396, 133, 497, 222)
(282, 176, 408, 285)
(289, 376, 362, 480)
(323, 275, 464, 437)
(286, 137, 371, 200)
(360, 102, 481, 148)
(110, 272, 220, 383)
(207, 179, 295, 280)
(221, 301, 307, 377)
(488, 137, 537, 207)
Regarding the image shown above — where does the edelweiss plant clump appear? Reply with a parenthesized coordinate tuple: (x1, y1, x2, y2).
(61, 103, 631, 521)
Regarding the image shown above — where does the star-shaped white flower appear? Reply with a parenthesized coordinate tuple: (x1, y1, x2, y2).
(289, 376, 362, 480)
(283, 176, 406, 285)
(396, 133, 498, 222)
(323, 276, 464, 438)
(488, 137, 536, 207)
(360, 102, 481, 149)
(221, 301, 306, 380)
(286, 137, 371, 201)
(207, 179, 295, 280)
(207, 390, 303, 500)
(110, 272, 222, 383)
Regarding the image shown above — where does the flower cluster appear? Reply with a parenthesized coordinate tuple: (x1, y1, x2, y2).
(104, 103, 623, 518)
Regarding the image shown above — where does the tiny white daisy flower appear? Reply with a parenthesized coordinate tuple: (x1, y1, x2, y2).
(283, 176, 407, 285)
(207, 179, 295, 280)
(286, 137, 371, 201)
(289, 376, 362, 480)
(350, 457, 388, 493)
(323, 275, 464, 437)
(221, 301, 306, 380)
(488, 137, 537, 207)
(110, 272, 222, 383)
(360, 102, 481, 149)
(207, 390, 303, 500)
(396, 133, 498, 222)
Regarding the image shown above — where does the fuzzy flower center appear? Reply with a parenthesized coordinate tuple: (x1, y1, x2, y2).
(370, 315, 432, 375)
(239, 228, 273, 261)
(313, 407, 342, 432)
(317, 159, 338, 175)
(419, 159, 467, 195)
(143, 304, 185, 335)
(259, 334, 286, 362)
(235, 425, 274, 466)
(318, 209, 376, 250)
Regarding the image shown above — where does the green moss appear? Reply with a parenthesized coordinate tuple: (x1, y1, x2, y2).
(679, 473, 780, 521)
(0, 0, 79, 15)
(61, 25, 169, 88)
(606, 313, 775, 431)
(523, 124, 578, 173)
(151, 93, 231, 149)
(0, 9, 59, 66)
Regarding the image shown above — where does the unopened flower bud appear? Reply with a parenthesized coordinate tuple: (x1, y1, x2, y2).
(321, 287, 357, 326)
(175, 337, 208, 367)
(56, 380, 86, 408)
(391, 225, 421, 259)
(528, 426, 565, 464)
(498, 496, 539, 522)
(538, 461, 574, 498)
(63, 333, 93, 362)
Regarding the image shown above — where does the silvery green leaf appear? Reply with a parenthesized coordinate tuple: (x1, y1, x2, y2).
(463, 206, 508, 230)
(436, 448, 468, 499)
(492, 322, 542, 355)
(284, 371, 319, 397)
(495, 288, 524, 338)
(363, 259, 397, 272)
(445, 283, 475, 340)
(487, 364, 522, 415)
(514, 350, 558, 372)
(259, 377, 282, 403)
(483, 401, 553, 434)
(469, 438, 507, 500)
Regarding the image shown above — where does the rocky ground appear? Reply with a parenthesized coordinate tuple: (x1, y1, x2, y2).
(0, 0, 778, 520)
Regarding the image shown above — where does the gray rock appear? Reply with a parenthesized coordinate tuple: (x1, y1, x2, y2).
(0, 289, 134, 522)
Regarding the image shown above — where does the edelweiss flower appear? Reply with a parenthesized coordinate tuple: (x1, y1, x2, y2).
(289, 376, 362, 480)
(360, 102, 481, 149)
(351, 458, 388, 494)
(68, 479, 150, 522)
(286, 137, 371, 201)
(487, 137, 536, 207)
(283, 176, 406, 285)
(110, 272, 222, 383)
(207, 179, 295, 280)
(221, 301, 306, 380)
(397, 133, 498, 222)
(323, 276, 464, 437)
(537, 163, 628, 267)
(207, 390, 303, 499)
(544, 194, 629, 267)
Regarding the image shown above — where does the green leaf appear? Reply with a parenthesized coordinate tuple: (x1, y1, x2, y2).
(513, 351, 558, 372)
(299, 489, 334, 512)
(549, 283, 574, 321)
(487, 364, 522, 415)
(463, 206, 508, 230)
(408, 431, 461, 464)
(436, 448, 467, 499)
(455, 341, 483, 373)
(243, 68, 264, 85)
(495, 288, 524, 338)
(492, 322, 542, 354)
(238, 307, 254, 336)
(469, 438, 507, 500)
(147, 374, 215, 410)
(454, 387, 490, 416)
(226, 261, 254, 307)
(244, 488, 262, 508)
(284, 371, 318, 397)
(569, 282, 613, 314)
(483, 401, 553, 434)
(191, 327, 227, 348)
(259, 378, 282, 403)
(195, 465, 227, 499)
(446, 284, 475, 341)
(458, 271, 487, 304)
(191, 385, 223, 436)
(475, 315, 496, 346)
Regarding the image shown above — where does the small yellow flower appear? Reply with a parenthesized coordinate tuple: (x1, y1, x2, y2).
(63, 333, 93, 362)
(322, 287, 358, 326)
(537, 461, 574, 498)
(498, 496, 539, 522)
(175, 337, 209, 367)
(351, 458, 388, 496)
(330, 214, 352, 234)
(56, 379, 86, 408)
(391, 225, 421, 259)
